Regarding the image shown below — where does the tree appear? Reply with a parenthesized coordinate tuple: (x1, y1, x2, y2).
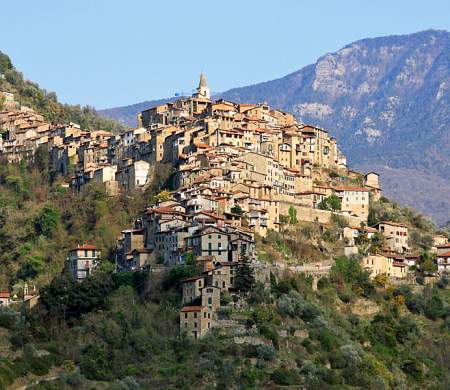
(373, 274, 388, 288)
(355, 231, 370, 247)
(328, 194, 341, 211)
(234, 250, 255, 294)
(370, 232, 385, 253)
(421, 254, 437, 275)
(150, 190, 171, 205)
(231, 205, 244, 216)
(33, 145, 49, 173)
(288, 206, 297, 224)
(318, 195, 341, 212)
(0, 51, 13, 73)
(34, 203, 60, 238)
(367, 207, 378, 226)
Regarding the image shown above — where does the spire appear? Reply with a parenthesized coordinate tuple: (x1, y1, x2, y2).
(194, 72, 210, 99)
(198, 72, 208, 89)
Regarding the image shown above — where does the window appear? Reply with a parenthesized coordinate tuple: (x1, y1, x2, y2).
(194, 322, 197, 328)
(204, 312, 207, 318)
(208, 297, 212, 305)
(194, 313, 197, 319)
(184, 313, 188, 319)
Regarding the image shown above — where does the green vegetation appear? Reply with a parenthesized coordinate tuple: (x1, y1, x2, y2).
(318, 194, 341, 212)
(0, 51, 126, 133)
(0, 158, 150, 289)
(1, 209, 450, 389)
(234, 251, 255, 293)
(0, 92, 448, 386)
(288, 205, 298, 224)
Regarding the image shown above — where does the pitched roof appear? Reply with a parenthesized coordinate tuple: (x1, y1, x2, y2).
(181, 275, 205, 283)
(72, 244, 97, 251)
(180, 305, 204, 312)
(376, 221, 408, 228)
(0, 291, 10, 299)
(333, 186, 369, 192)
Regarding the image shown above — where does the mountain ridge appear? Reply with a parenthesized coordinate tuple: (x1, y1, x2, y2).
(98, 29, 450, 225)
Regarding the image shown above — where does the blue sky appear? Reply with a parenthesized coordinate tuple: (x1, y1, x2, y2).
(2, 0, 450, 108)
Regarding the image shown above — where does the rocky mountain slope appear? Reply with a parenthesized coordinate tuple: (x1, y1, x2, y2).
(99, 30, 450, 225)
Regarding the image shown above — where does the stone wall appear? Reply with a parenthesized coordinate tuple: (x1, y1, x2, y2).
(279, 201, 363, 226)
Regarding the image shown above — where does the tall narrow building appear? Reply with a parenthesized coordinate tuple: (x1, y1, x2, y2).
(193, 72, 211, 99)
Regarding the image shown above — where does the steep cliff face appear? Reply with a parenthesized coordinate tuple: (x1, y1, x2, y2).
(221, 30, 450, 225)
(221, 30, 450, 174)
(99, 30, 450, 224)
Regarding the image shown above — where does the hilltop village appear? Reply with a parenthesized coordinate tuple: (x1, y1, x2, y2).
(1, 75, 449, 338)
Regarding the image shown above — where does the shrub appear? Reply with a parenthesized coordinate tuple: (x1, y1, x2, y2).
(276, 290, 321, 322)
(331, 256, 374, 297)
(316, 328, 337, 352)
(256, 344, 276, 361)
(436, 274, 449, 289)
(259, 324, 279, 349)
(424, 294, 445, 320)
(271, 367, 301, 385)
(34, 203, 60, 238)
(80, 343, 113, 381)
(0, 308, 21, 330)
(331, 213, 348, 228)
(401, 359, 424, 382)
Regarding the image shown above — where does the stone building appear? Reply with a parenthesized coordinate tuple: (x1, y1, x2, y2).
(179, 306, 212, 339)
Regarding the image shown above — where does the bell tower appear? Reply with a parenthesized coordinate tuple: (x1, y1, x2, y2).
(194, 72, 210, 99)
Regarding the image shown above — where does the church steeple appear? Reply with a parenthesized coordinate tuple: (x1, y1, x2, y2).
(194, 72, 210, 99)
(198, 72, 207, 89)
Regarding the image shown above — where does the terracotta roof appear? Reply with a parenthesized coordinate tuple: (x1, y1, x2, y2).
(333, 186, 369, 192)
(194, 211, 224, 220)
(376, 221, 408, 228)
(193, 141, 212, 149)
(438, 251, 450, 258)
(181, 275, 205, 283)
(180, 305, 204, 312)
(72, 244, 97, 251)
(0, 291, 10, 299)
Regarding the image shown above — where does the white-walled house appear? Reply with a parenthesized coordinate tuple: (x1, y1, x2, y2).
(68, 244, 101, 281)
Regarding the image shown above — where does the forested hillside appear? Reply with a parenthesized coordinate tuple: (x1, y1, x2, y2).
(0, 152, 449, 388)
